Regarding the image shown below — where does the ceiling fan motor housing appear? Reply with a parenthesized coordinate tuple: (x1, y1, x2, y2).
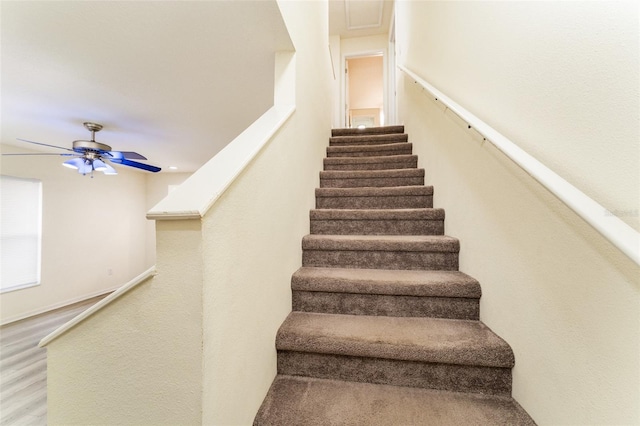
(72, 140, 112, 155)
(73, 122, 111, 155)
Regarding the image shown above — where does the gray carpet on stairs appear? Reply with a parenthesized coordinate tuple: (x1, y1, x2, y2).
(254, 125, 536, 425)
(310, 207, 444, 235)
(255, 376, 535, 426)
(323, 154, 418, 170)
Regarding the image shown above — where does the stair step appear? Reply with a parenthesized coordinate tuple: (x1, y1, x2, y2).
(327, 142, 412, 158)
(324, 154, 418, 171)
(319, 168, 425, 188)
(292, 267, 480, 319)
(254, 376, 535, 426)
(329, 133, 408, 146)
(310, 208, 444, 235)
(331, 125, 405, 137)
(316, 186, 433, 210)
(276, 312, 514, 395)
(302, 234, 459, 270)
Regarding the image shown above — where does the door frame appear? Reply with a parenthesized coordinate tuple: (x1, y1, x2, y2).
(340, 49, 387, 128)
(387, 12, 397, 126)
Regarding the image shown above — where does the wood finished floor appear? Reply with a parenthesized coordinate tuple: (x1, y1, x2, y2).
(0, 296, 107, 426)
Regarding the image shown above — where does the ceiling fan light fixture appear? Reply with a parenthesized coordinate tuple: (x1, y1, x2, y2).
(102, 163, 118, 175)
(62, 157, 84, 170)
(92, 159, 108, 171)
(78, 159, 93, 175)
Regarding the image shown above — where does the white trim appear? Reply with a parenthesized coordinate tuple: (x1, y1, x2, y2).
(39, 266, 157, 347)
(399, 64, 640, 266)
(146, 210, 201, 221)
(387, 11, 397, 125)
(341, 49, 387, 128)
(345, 0, 384, 31)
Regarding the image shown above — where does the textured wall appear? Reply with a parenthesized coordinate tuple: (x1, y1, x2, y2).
(46, 220, 204, 425)
(396, 1, 640, 424)
(144, 172, 192, 267)
(397, 1, 639, 231)
(201, 1, 332, 424)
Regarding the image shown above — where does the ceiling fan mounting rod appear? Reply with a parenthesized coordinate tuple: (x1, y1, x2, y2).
(84, 122, 103, 141)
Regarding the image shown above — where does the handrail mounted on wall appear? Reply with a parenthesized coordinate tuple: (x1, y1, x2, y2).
(398, 64, 639, 266)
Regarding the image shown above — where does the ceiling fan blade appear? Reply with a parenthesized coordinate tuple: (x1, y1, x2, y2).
(109, 158, 161, 173)
(17, 138, 76, 153)
(106, 151, 147, 160)
(2, 152, 78, 156)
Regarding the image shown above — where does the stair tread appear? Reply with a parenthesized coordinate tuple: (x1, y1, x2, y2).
(277, 312, 515, 368)
(324, 154, 417, 164)
(310, 208, 444, 220)
(316, 185, 432, 197)
(320, 168, 424, 179)
(255, 375, 534, 426)
(302, 234, 459, 252)
(292, 267, 480, 298)
(327, 142, 412, 153)
(330, 133, 408, 145)
(331, 125, 404, 136)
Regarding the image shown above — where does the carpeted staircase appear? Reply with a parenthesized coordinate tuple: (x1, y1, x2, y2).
(254, 126, 535, 425)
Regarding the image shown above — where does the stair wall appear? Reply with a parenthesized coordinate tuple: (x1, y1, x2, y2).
(46, 220, 205, 425)
(200, 116, 325, 425)
(202, 3, 332, 425)
(397, 53, 640, 424)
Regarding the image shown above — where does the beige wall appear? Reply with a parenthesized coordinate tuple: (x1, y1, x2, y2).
(396, 1, 640, 424)
(0, 144, 149, 324)
(348, 55, 383, 110)
(47, 220, 204, 425)
(202, 1, 331, 423)
(144, 172, 191, 266)
(397, 1, 639, 231)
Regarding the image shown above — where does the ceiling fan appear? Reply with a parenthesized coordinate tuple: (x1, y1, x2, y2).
(4, 122, 161, 175)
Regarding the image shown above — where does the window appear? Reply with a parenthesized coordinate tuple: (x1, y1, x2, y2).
(1, 175, 42, 293)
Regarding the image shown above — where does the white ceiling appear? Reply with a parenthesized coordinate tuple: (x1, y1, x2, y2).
(329, 0, 394, 38)
(1, 1, 292, 173)
(1, 1, 392, 175)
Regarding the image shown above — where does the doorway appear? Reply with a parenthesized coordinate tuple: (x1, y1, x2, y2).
(345, 54, 384, 128)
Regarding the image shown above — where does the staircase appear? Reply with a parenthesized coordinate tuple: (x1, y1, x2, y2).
(254, 126, 535, 425)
